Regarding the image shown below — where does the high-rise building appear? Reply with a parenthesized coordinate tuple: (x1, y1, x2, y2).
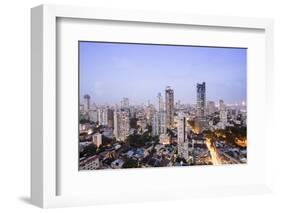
(157, 93, 164, 112)
(145, 104, 155, 125)
(220, 110, 228, 125)
(98, 108, 102, 124)
(196, 82, 206, 118)
(152, 111, 159, 136)
(92, 133, 102, 148)
(219, 99, 226, 111)
(129, 106, 136, 118)
(159, 111, 166, 134)
(136, 109, 146, 132)
(207, 101, 216, 115)
(107, 109, 114, 128)
(177, 112, 189, 160)
(114, 102, 130, 141)
(152, 93, 166, 135)
(119, 109, 130, 141)
(218, 99, 227, 129)
(165, 86, 174, 129)
(89, 110, 98, 122)
(121, 97, 129, 109)
(177, 112, 186, 144)
(97, 107, 108, 126)
(157, 92, 166, 134)
(113, 108, 120, 139)
(194, 82, 206, 133)
(83, 94, 91, 112)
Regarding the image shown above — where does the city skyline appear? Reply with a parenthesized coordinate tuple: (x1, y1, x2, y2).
(79, 42, 247, 106)
(79, 41, 247, 170)
(79, 80, 247, 170)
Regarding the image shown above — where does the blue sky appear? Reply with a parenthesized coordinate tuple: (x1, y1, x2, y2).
(79, 41, 246, 105)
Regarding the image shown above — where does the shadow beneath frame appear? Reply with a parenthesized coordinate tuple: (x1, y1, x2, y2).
(18, 196, 32, 205)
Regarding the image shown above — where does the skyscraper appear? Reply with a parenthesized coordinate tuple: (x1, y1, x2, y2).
(157, 92, 166, 134)
(219, 99, 226, 111)
(196, 82, 206, 118)
(220, 110, 228, 126)
(113, 107, 120, 139)
(152, 111, 159, 136)
(177, 112, 186, 144)
(177, 112, 189, 160)
(165, 86, 174, 129)
(207, 101, 216, 115)
(97, 107, 108, 126)
(159, 111, 166, 134)
(83, 94, 91, 112)
(121, 97, 129, 109)
(107, 108, 114, 128)
(157, 92, 164, 112)
(218, 99, 227, 129)
(88, 109, 98, 122)
(119, 109, 130, 141)
(145, 104, 155, 125)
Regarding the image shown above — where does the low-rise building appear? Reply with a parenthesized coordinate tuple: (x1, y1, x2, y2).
(79, 155, 100, 170)
(79, 123, 91, 132)
(159, 134, 170, 145)
(111, 159, 124, 169)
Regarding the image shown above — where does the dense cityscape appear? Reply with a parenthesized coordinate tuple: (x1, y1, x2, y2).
(79, 82, 247, 170)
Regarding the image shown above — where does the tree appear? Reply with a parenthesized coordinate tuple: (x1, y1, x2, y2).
(79, 117, 90, 124)
(146, 124, 152, 133)
(126, 133, 145, 148)
(79, 144, 97, 158)
(102, 135, 113, 146)
(123, 158, 138, 168)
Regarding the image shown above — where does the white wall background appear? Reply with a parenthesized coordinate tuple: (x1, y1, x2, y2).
(0, 0, 280, 212)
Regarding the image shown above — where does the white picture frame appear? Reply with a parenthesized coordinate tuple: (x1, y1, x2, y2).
(31, 4, 274, 208)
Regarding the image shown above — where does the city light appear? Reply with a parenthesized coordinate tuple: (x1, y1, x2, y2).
(235, 138, 247, 148)
(205, 138, 221, 165)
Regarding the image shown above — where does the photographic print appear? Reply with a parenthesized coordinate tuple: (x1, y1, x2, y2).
(79, 41, 247, 170)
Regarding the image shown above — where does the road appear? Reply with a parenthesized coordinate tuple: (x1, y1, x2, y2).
(205, 138, 222, 165)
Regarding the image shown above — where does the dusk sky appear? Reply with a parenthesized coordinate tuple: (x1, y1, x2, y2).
(79, 41, 246, 106)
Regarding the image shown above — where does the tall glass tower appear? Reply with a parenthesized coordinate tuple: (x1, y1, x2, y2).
(196, 82, 206, 118)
